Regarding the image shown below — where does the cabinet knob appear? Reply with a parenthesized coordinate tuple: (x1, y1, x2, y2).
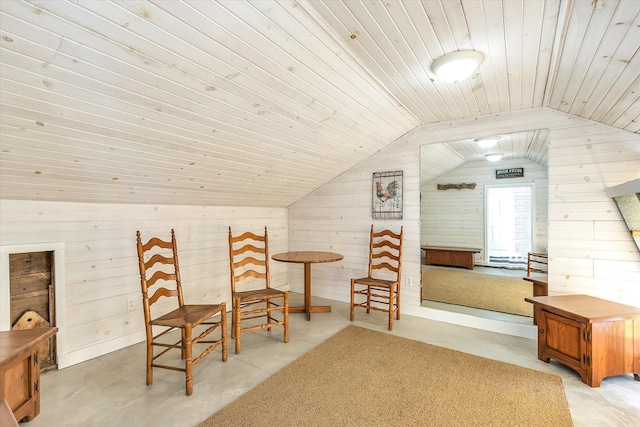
(539, 329, 544, 334)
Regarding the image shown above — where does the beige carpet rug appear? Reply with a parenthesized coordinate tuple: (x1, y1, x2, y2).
(198, 326, 572, 427)
(423, 266, 533, 317)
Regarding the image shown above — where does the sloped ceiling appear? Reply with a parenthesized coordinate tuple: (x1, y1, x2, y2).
(0, 0, 638, 207)
(420, 129, 549, 184)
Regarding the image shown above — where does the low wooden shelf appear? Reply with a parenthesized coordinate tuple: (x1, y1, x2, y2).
(421, 246, 480, 270)
(525, 295, 640, 387)
(0, 327, 58, 422)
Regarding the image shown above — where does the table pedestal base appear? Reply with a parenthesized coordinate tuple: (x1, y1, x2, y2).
(289, 305, 331, 320)
(271, 251, 343, 321)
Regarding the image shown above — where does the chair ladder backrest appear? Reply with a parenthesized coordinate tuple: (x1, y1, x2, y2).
(228, 226, 270, 294)
(527, 252, 548, 276)
(368, 225, 403, 282)
(136, 229, 184, 325)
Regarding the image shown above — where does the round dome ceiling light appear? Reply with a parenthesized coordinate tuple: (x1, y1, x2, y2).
(484, 153, 504, 162)
(474, 136, 501, 148)
(432, 51, 484, 83)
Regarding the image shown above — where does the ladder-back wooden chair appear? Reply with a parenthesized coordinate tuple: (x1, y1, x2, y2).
(136, 229, 227, 396)
(228, 226, 289, 354)
(527, 252, 548, 276)
(350, 225, 403, 330)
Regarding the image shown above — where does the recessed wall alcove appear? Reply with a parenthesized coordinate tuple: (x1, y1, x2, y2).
(1, 242, 68, 368)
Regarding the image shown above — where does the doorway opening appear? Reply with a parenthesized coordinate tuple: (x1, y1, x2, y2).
(485, 184, 534, 268)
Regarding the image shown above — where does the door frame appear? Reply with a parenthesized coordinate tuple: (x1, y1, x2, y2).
(483, 182, 536, 267)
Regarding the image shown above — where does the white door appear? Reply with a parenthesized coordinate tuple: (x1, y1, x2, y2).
(485, 184, 533, 266)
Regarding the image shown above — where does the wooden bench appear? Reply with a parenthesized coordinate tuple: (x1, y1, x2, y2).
(421, 246, 481, 270)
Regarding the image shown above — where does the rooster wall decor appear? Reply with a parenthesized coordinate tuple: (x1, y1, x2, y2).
(372, 170, 403, 219)
(375, 180, 398, 202)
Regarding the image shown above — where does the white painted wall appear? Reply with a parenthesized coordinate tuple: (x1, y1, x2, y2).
(0, 200, 287, 368)
(288, 108, 640, 336)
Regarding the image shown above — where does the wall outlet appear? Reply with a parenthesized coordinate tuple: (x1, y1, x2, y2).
(127, 297, 136, 311)
(406, 276, 413, 287)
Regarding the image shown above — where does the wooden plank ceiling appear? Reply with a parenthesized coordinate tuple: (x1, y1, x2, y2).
(420, 129, 549, 184)
(0, 0, 638, 207)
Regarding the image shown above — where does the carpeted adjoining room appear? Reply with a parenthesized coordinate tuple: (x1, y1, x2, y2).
(20, 293, 640, 427)
(421, 265, 535, 320)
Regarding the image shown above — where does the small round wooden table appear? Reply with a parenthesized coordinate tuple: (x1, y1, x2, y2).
(271, 251, 343, 321)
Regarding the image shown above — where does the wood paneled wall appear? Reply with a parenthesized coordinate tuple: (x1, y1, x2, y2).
(288, 107, 640, 330)
(0, 107, 638, 366)
(0, 201, 287, 367)
(420, 158, 548, 262)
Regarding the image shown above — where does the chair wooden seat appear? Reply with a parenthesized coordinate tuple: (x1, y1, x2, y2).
(228, 227, 289, 354)
(350, 225, 403, 331)
(232, 287, 285, 302)
(151, 305, 224, 328)
(136, 229, 227, 396)
(352, 277, 397, 288)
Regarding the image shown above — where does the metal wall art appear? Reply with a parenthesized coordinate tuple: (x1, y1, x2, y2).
(372, 170, 403, 219)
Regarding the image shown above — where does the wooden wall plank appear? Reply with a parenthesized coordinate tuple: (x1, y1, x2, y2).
(421, 158, 548, 261)
(0, 199, 287, 366)
(288, 108, 640, 328)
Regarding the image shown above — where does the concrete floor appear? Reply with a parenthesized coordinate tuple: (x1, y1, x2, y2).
(22, 293, 640, 427)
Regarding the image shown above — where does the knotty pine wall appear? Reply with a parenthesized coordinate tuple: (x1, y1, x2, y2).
(0, 201, 287, 368)
(1, 108, 638, 367)
(288, 108, 640, 335)
(420, 158, 548, 263)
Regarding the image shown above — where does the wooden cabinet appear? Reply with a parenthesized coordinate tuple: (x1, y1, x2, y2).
(525, 295, 640, 387)
(0, 328, 57, 422)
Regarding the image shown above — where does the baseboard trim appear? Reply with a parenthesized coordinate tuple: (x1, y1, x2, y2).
(404, 305, 537, 339)
(58, 331, 146, 369)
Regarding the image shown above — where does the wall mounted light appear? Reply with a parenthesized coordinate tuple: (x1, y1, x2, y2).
(432, 51, 484, 83)
(474, 136, 501, 148)
(484, 153, 504, 162)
